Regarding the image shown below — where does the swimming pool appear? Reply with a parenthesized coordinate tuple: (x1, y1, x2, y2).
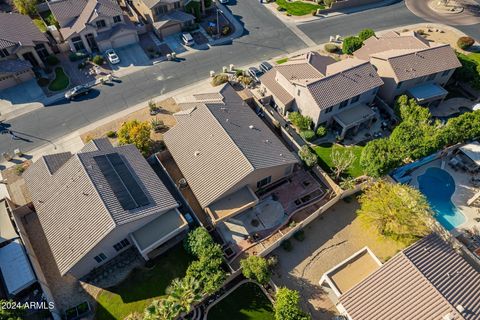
(417, 167, 466, 230)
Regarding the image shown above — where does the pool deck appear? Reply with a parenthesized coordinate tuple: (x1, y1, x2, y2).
(409, 158, 480, 234)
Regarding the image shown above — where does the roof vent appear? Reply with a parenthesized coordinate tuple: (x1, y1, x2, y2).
(194, 151, 201, 157)
(249, 125, 254, 129)
(443, 314, 454, 320)
(456, 305, 465, 313)
(226, 118, 229, 122)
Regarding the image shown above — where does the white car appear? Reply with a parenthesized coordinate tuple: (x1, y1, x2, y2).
(105, 49, 120, 64)
(181, 33, 195, 46)
(219, 0, 229, 3)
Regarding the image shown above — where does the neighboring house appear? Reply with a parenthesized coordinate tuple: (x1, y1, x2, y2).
(23, 138, 188, 278)
(354, 31, 462, 106)
(0, 12, 52, 90)
(164, 84, 298, 224)
(48, 0, 139, 53)
(260, 51, 383, 138)
(320, 234, 480, 320)
(127, 0, 195, 39)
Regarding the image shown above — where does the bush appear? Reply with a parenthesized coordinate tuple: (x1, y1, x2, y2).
(281, 239, 293, 251)
(117, 120, 152, 156)
(105, 130, 116, 138)
(184, 227, 214, 258)
(235, 69, 244, 77)
(211, 74, 229, 86)
(416, 29, 425, 35)
(288, 111, 312, 131)
(185, 0, 201, 21)
(324, 43, 338, 53)
(37, 77, 49, 87)
(240, 256, 271, 285)
(275, 288, 311, 320)
(298, 145, 317, 167)
(342, 36, 363, 54)
(69, 51, 87, 62)
(293, 230, 305, 241)
(316, 126, 327, 137)
(238, 75, 253, 86)
(457, 36, 475, 50)
(324, 0, 336, 7)
(358, 28, 375, 41)
(92, 55, 104, 65)
(300, 129, 316, 141)
(151, 117, 166, 133)
(15, 164, 26, 176)
(222, 25, 231, 36)
(46, 55, 59, 66)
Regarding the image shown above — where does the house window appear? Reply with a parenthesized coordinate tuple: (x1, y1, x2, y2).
(174, 1, 181, 9)
(94, 253, 107, 263)
(113, 238, 130, 251)
(113, 15, 122, 23)
(257, 176, 272, 189)
(71, 36, 85, 51)
(442, 69, 450, 77)
(35, 43, 49, 60)
(427, 73, 436, 81)
(339, 100, 348, 109)
(396, 81, 403, 89)
(155, 5, 168, 15)
(325, 106, 333, 113)
(0, 48, 9, 58)
(96, 20, 106, 28)
(350, 94, 360, 104)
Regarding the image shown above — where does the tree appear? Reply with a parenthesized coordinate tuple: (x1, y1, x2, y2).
(240, 256, 271, 285)
(342, 36, 363, 54)
(117, 120, 152, 156)
(166, 277, 202, 314)
(0, 300, 25, 320)
(457, 36, 475, 50)
(358, 28, 375, 41)
(288, 112, 312, 131)
(316, 126, 327, 137)
(439, 110, 480, 146)
(186, 250, 226, 294)
(360, 138, 399, 177)
(144, 298, 180, 320)
(357, 180, 432, 244)
(275, 287, 311, 320)
(298, 146, 317, 168)
(330, 145, 356, 180)
(184, 227, 214, 258)
(13, 0, 37, 16)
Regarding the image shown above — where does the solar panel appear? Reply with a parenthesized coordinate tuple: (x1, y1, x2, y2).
(93, 153, 150, 210)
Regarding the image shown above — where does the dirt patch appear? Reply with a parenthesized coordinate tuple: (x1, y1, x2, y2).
(3, 161, 31, 205)
(80, 98, 179, 148)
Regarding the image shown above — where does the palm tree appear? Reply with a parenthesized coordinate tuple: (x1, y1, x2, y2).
(166, 277, 203, 314)
(144, 298, 180, 320)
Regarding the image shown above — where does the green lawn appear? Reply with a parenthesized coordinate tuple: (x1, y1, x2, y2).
(276, 0, 324, 16)
(276, 58, 289, 64)
(313, 143, 364, 178)
(48, 67, 69, 91)
(208, 282, 274, 320)
(466, 52, 480, 64)
(95, 244, 194, 320)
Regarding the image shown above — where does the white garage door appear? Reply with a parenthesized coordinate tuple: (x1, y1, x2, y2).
(112, 33, 138, 48)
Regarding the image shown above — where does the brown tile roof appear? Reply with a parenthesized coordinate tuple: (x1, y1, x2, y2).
(0, 12, 49, 49)
(24, 138, 178, 275)
(340, 234, 480, 320)
(259, 70, 294, 106)
(164, 85, 298, 208)
(48, 0, 88, 28)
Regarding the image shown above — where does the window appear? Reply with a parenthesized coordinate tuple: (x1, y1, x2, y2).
(350, 94, 360, 104)
(155, 5, 168, 15)
(442, 69, 450, 77)
(174, 1, 181, 9)
(427, 73, 436, 81)
(339, 100, 348, 109)
(35, 43, 49, 60)
(113, 15, 122, 23)
(325, 106, 333, 113)
(396, 81, 403, 89)
(113, 238, 130, 251)
(257, 176, 272, 189)
(72, 36, 85, 51)
(0, 48, 9, 58)
(94, 253, 107, 263)
(96, 20, 106, 28)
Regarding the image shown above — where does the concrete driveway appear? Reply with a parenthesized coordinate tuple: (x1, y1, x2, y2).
(109, 43, 152, 76)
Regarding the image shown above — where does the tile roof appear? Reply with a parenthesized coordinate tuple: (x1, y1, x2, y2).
(0, 59, 32, 74)
(96, 19, 137, 42)
(340, 234, 480, 320)
(164, 85, 298, 208)
(141, 0, 177, 9)
(259, 70, 294, 106)
(48, 0, 88, 28)
(24, 138, 178, 275)
(0, 12, 49, 49)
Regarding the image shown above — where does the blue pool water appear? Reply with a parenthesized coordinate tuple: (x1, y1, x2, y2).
(417, 167, 466, 230)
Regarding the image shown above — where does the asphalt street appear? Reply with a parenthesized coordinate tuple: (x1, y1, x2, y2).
(0, 0, 479, 158)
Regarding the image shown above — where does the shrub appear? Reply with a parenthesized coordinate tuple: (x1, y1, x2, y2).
(222, 25, 231, 36)
(342, 36, 363, 54)
(275, 288, 311, 320)
(185, 0, 201, 21)
(316, 126, 327, 137)
(235, 69, 244, 77)
(288, 111, 312, 131)
(46, 55, 59, 66)
(281, 239, 292, 251)
(69, 51, 87, 62)
(105, 130, 116, 138)
(92, 55, 104, 65)
(324, 0, 336, 7)
(298, 145, 317, 167)
(151, 117, 166, 133)
(416, 29, 425, 35)
(37, 77, 49, 87)
(148, 100, 159, 114)
(15, 164, 26, 176)
(457, 36, 475, 50)
(117, 120, 152, 156)
(358, 28, 375, 41)
(240, 256, 271, 285)
(184, 227, 214, 258)
(293, 230, 305, 241)
(211, 74, 229, 86)
(324, 43, 338, 53)
(238, 75, 253, 86)
(13, 0, 37, 16)
(300, 129, 316, 141)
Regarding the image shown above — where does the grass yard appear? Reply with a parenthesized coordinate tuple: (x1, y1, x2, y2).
(207, 282, 274, 320)
(95, 244, 194, 320)
(313, 143, 364, 178)
(48, 67, 69, 91)
(276, 0, 324, 16)
(466, 52, 480, 64)
(276, 57, 289, 64)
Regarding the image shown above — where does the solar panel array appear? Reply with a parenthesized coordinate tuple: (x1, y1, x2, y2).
(94, 153, 150, 210)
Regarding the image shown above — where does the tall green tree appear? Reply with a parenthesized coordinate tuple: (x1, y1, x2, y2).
(117, 120, 152, 156)
(342, 36, 363, 54)
(360, 138, 399, 177)
(357, 180, 432, 244)
(298, 146, 317, 168)
(144, 298, 180, 320)
(358, 28, 375, 41)
(13, 0, 37, 16)
(275, 287, 311, 320)
(330, 145, 356, 180)
(240, 256, 271, 285)
(183, 227, 214, 258)
(166, 277, 202, 314)
(186, 242, 226, 294)
(0, 300, 25, 320)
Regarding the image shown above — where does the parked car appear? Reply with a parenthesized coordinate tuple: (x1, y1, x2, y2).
(64, 85, 92, 100)
(181, 33, 195, 46)
(105, 49, 120, 64)
(248, 67, 263, 82)
(259, 61, 273, 73)
(219, 0, 229, 3)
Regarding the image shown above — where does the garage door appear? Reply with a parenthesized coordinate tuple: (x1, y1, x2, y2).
(161, 24, 181, 39)
(111, 33, 138, 48)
